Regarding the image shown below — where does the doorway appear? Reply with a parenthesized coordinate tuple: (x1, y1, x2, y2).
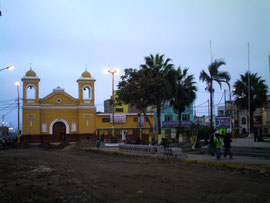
(53, 122, 66, 141)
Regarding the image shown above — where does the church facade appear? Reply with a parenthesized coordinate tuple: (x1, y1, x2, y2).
(21, 69, 153, 143)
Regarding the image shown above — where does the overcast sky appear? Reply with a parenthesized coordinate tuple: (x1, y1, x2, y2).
(0, 0, 270, 129)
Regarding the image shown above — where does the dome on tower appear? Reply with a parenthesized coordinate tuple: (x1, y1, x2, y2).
(25, 69, 37, 77)
(81, 70, 91, 78)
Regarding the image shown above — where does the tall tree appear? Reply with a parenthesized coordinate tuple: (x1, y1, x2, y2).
(140, 54, 174, 134)
(199, 59, 230, 129)
(117, 68, 154, 131)
(170, 67, 197, 136)
(233, 72, 268, 133)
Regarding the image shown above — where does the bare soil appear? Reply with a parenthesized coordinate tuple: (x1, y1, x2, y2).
(0, 145, 270, 203)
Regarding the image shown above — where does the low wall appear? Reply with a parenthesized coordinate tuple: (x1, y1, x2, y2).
(119, 144, 164, 154)
(119, 144, 187, 158)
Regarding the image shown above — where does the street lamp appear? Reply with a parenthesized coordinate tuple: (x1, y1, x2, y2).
(104, 68, 120, 137)
(15, 81, 20, 143)
(0, 65, 15, 72)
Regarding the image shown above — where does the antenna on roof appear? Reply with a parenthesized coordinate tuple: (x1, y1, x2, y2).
(209, 40, 213, 63)
(85, 64, 88, 71)
(30, 63, 32, 70)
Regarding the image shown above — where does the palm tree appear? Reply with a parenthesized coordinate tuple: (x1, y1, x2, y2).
(233, 72, 268, 133)
(170, 67, 197, 137)
(199, 59, 230, 129)
(140, 54, 174, 135)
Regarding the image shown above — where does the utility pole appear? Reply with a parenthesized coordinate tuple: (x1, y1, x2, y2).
(268, 55, 270, 91)
(224, 90, 226, 116)
(208, 99, 209, 118)
(248, 43, 251, 136)
(15, 82, 20, 143)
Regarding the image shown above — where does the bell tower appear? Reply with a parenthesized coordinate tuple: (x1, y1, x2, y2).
(77, 69, 96, 106)
(21, 68, 40, 105)
(21, 68, 41, 135)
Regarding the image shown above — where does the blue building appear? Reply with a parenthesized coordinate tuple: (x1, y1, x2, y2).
(154, 103, 194, 138)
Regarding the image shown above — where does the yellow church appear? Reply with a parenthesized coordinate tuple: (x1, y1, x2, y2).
(21, 68, 153, 143)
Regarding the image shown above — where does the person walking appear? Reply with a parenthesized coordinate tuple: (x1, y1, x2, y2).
(214, 134, 222, 160)
(223, 133, 233, 159)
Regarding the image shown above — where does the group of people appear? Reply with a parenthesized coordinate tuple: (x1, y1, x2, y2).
(1, 136, 18, 148)
(209, 133, 233, 160)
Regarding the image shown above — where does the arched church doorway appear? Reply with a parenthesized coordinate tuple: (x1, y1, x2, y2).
(53, 122, 66, 141)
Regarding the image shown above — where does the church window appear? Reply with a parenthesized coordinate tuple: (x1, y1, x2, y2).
(42, 123, 47, 132)
(83, 86, 92, 100)
(71, 122, 76, 131)
(57, 98, 61, 103)
(26, 85, 36, 99)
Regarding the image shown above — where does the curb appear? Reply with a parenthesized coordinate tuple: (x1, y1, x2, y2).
(80, 147, 270, 173)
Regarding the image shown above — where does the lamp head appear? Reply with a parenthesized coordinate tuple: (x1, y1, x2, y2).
(104, 68, 109, 74)
(115, 68, 120, 75)
(15, 81, 19, 86)
(7, 65, 15, 71)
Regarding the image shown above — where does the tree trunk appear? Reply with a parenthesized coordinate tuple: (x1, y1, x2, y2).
(157, 103, 161, 134)
(178, 111, 182, 134)
(210, 82, 213, 130)
(250, 111, 254, 134)
(143, 111, 153, 136)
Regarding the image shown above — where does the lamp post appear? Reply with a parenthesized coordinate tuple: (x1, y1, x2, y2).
(15, 81, 20, 143)
(226, 83, 233, 136)
(104, 68, 120, 137)
(0, 65, 15, 72)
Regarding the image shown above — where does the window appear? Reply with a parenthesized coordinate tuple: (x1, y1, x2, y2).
(133, 117, 138, 122)
(108, 130, 112, 136)
(57, 98, 61, 103)
(133, 129, 139, 135)
(26, 85, 36, 99)
(71, 122, 76, 132)
(165, 114, 173, 121)
(83, 86, 92, 100)
(102, 118, 110, 123)
(242, 117, 246, 125)
(115, 130, 120, 135)
(115, 108, 123, 112)
(182, 114, 190, 121)
(42, 123, 47, 133)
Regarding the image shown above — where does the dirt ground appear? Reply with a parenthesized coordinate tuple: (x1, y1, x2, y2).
(0, 144, 270, 203)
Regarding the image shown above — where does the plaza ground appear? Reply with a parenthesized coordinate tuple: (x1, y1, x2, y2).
(0, 144, 270, 203)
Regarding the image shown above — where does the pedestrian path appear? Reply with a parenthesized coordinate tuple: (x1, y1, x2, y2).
(232, 137, 270, 148)
(81, 144, 270, 173)
(186, 153, 270, 169)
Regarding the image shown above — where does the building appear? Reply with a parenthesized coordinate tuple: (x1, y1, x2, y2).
(218, 99, 269, 136)
(104, 91, 129, 114)
(22, 68, 97, 142)
(154, 104, 194, 138)
(263, 95, 270, 136)
(104, 90, 152, 114)
(21, 68, 153, 143)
